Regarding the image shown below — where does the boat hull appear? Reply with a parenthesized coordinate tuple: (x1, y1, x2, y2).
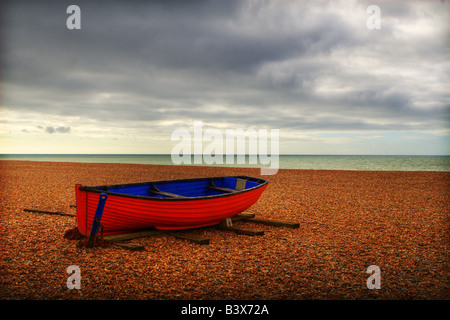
(75, 176, 268, 236)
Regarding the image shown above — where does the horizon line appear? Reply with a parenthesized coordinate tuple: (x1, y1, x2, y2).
(1, 153, 449, 157)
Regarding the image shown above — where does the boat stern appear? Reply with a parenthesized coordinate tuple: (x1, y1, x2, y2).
(75, 184, 88, 236)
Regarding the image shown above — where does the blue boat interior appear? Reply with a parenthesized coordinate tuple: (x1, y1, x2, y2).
(95, 177, 263, 199)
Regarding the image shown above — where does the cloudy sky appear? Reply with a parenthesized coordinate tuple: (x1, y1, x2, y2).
(1, 0, 449, 155)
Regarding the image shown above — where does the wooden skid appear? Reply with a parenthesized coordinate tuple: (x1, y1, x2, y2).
(102, 212, 297, 244)
(23, 209, 75, 217)
(242, 218, 300, 229)
(218, 225, 264, 236)
(232, 212, 255, 221)
(112, 242, 146, 251)
(173, 234, 210, 245)
(104, 213, 256, 242)
(104, 229, 171, 242)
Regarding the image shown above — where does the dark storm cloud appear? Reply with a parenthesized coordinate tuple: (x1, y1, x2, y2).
(1, 0, 449, 135)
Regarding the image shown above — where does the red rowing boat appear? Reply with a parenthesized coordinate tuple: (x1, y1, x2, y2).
(75, 175, 268, 236)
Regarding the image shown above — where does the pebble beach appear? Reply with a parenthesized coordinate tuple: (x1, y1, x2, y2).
(0, 160, 448, 300)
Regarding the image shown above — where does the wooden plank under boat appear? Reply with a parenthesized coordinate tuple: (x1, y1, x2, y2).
(75, 175, 268, 236)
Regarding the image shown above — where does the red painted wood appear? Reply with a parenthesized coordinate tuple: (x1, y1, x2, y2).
(75, 180, 268, 236)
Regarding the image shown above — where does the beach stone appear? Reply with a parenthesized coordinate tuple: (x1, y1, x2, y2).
(0, 160, 448, 300)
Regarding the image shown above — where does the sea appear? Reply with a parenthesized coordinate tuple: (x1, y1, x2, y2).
(1, 154, 449, 172)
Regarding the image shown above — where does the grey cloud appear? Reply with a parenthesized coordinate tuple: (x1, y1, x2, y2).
(1, 0, 449, 136)
(55, 126, 71, 133)
(45, 126, 55, 134)
(44, 126, 71, 134)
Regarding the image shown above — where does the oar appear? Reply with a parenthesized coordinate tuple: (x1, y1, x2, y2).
(86, 193, 108, 248)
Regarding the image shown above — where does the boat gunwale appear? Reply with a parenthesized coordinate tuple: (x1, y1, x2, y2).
(78, 175, 268, 201)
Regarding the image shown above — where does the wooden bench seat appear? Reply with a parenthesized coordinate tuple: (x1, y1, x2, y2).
(148, 184, 187, 198)
(207, 185, 236, 193)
